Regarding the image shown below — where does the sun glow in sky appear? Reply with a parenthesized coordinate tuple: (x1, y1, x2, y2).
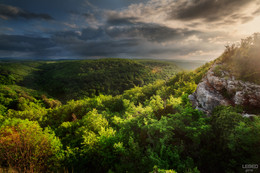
(0, 0, 259, 61)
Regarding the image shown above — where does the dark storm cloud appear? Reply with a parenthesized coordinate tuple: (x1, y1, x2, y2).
(169, 0, 257, 22)
(105, 16, 200, 42)
(53, 32, 204, 58)
(52, 29, 140, 57)
(80, 12, 99, 24)
(0, 24, 224, 60)
(0, 11, 205, 59)
(82, 13, 95, 20)
(136, 24, 199, 42)
(106, 16, 138, 25)
(53, 15, 200, 44)
(147, 46, 199, 56)
(1, 0, 248, 60)
(0, 3, 53, 20)
(51, 28, 106, 41)
(0, 34, 57, 57)
(81, 28, 106, 40)
(68, 39, 140, 57)
(106, 24, 200, 42)
(50, 22, 207, 58)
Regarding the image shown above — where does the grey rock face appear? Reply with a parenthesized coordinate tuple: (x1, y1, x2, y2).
(190, 64, 260, 114)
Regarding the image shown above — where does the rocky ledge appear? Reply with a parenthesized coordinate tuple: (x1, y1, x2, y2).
(189, 63, 260, 115)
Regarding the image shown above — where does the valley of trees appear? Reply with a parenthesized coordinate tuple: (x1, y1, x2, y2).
(0, 35, 260, 173)
(0, 59, 181, 102)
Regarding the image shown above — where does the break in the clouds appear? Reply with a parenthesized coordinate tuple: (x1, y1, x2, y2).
(0, 0, 260, 60)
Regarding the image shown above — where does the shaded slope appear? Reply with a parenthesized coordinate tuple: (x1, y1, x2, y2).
(0, 58, 181, 102)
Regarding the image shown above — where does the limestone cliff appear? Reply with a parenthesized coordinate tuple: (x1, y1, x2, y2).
(189, 63, 260, 115)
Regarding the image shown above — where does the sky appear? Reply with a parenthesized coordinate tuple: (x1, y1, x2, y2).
(0, 0, 260, 61)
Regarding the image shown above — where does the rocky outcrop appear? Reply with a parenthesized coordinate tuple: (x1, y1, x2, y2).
(189, 64, 260, 115)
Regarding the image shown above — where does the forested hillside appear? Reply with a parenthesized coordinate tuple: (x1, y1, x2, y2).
(0, 59, 181, 102)
(0, 35, 260, 173)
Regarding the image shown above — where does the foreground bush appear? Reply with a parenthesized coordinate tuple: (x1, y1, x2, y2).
(0, 119, 63, 172)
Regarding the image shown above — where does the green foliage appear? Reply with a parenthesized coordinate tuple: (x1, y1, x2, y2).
(0, 73, 15, 85)
(213, 65, 223, 77)
(167, 73, 193, 98)
(197, 106, 260, 173)
(0, 54, 259, 173)
(0, 85, 52, 123)
(42, 95, 61, 108)
(0, 104, 7, 116)
(216, 33, 260, 84)
(150, 165, 177, 173)
(0, 59, 181, 102)
(0, 119, 63, 172)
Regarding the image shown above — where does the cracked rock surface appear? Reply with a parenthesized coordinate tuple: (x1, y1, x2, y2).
(189, 64, 260, 114)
